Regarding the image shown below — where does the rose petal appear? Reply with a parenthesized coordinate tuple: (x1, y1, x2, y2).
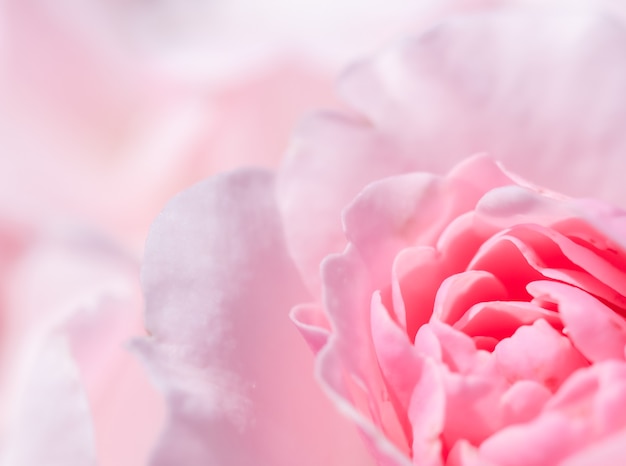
(337, 9, 626, 206)
(322, 247, 409, 455)
(441, 370, 505, 447)
(371, 291, 422, 412)
(426, 322, 484, 376)
(560, 428, 626, 466)
(343, 155, 512, 289)
(527, 281, 626, 362)
(546, 361, 626, 437)
(1, 335, 97, 466)
(277, 112, 416, 295)
(482, 362, 626, 465)
(479, 413, 588, 466)
(392, 246, 451, 339)
(431, 271, 507, 326)
(454, 301, 561, 340)
(315, 344, 410, 466)
(137, 170, 370, 465)
(499, 380, 551, 426)
(493, 319, 588, 391)
(407, 358, 445, 466)
(447, 440, 498, 466)
(290, 303, 331, 354)
(514, 224, 626, 302)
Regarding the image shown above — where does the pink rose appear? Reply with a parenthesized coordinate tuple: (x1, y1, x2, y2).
(137, 2, 626, 465)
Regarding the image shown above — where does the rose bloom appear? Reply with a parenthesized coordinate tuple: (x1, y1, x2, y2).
(137, 2, 626, 466)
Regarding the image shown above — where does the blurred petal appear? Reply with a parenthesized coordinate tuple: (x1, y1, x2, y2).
(137, 169, 370, 465)
(0, 229, 164, 466)
(561, 429, 626, 466)
(337, 8, 626, 206)
(1, 335, 96, 466)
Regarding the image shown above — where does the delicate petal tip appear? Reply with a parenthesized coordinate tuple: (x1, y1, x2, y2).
(290, 303, 331, 354)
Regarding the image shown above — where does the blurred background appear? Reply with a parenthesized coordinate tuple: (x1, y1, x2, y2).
(0, 1, 445, 465)
(0, 0, 445, 254)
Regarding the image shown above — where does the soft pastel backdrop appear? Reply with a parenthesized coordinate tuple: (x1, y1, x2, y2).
(0, 0, 442, 465)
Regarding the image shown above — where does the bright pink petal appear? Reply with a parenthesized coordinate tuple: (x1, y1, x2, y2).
(432, 271, 507, 326)
(454, 301, 561, 341)
(137, 170, 369, 465)
(447, 440, 498, 466)
(527, 281, 626, 362)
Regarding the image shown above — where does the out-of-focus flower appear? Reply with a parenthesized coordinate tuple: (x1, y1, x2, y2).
(1, 0, 438, 465)
(0, 0, 347, 253)
(0, 224, 165, 466)
(137, 2, 626, 465)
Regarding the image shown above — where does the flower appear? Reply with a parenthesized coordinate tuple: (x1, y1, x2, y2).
(136, 2, 626, 466)
(292, 154, 626, 465)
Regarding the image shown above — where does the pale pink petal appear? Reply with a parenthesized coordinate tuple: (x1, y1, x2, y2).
(493, 319, 588, 391)
(137, 170, 369, 465)
(426, 322, 484, 376)
(321, 247, 408, 453)
(290, 302, 331, 354)
(527, 281, 626, 362)
(371, 291, 422, 413)
(337, 8, 626, 205)
(546, 361, 626, 437)
(441, 370, 505, 447)
(64, 297, 166, 466)
(392, 212, 490, 336)
(315, 344, 410, 466)
(344, 156, 512, 282)
(560, 429, 626, 466)
(479, 413, 588, 466)
(447, 440, 498, 466)
(0, 230, 164, 466)
(1, 335, 96, 466)
(407, 358, 445, 466)
(499, 381, 551, 426)
(277, 112, 419, 294)
(481, 362, 626, 465)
